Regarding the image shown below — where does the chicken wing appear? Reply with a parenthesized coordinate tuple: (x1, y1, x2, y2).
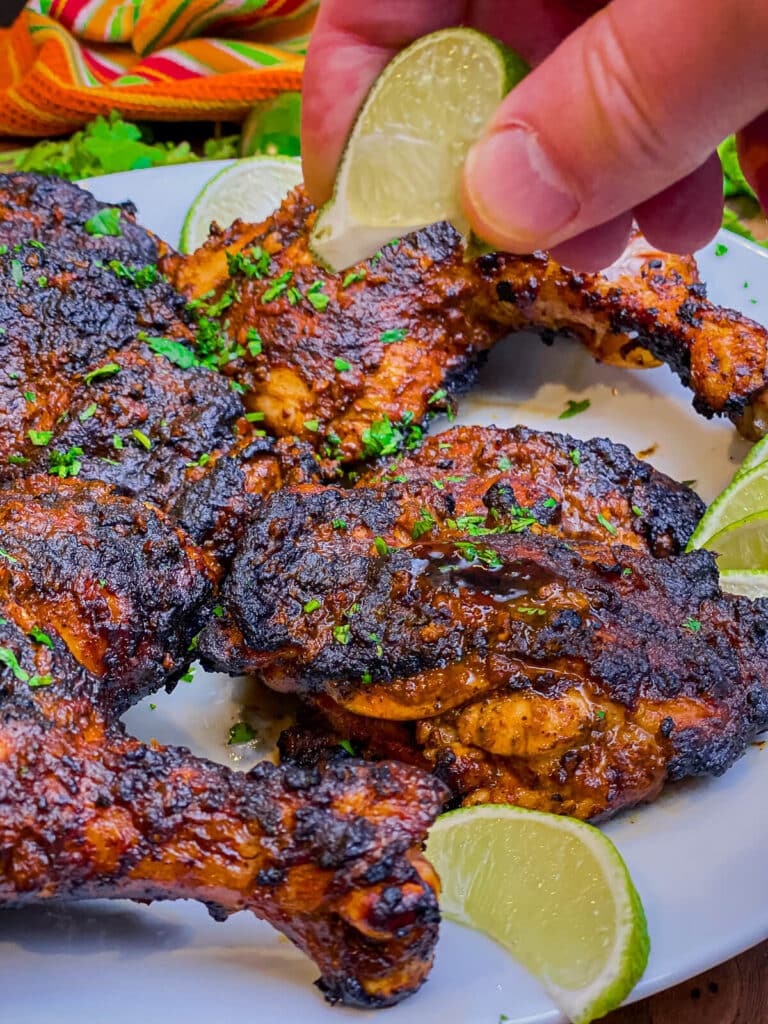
(0, 613, 445, 1007)
(169, 186, 768, 448)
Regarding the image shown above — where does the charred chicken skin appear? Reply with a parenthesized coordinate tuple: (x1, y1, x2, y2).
(0, 479, 445, 1007)
(169, 186, 768, 450)
(199, 426, 768, 820)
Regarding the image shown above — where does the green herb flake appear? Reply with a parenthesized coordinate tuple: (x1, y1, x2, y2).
(331, 519, 347, 530)
(380, 328, 407, 345)
(84, 363, 120, 385)
(48, 446, 83, 479)
(84, 207, 122, 237)
(597, 513, 617, 536)
(0, 547, 18, 564)
(226, 246, 270, 280)
(8, 455, 28, 466)
(683, 617, 702, 632)
(112, 435, 124, 450)
(142, 334, 198, 369)
(0, 646, 29, 682)
(333, 624, 351, 645)
(338, 739, 355, 755)
(307, 281, 330, 312)
(342, 269, 366, 288)
(596, 710, 606, 720)
(334, 357, 352, 372)
(37, 275, 48, 288)
(10, 259, 23, 286)
(78, 403, 98, 422)
(428, 389, 447, 405)
(29, 627, 54, 649)
(212, 605, 224, 618)
(303, 598, 321, 613)
(227, 721, 256, 745)
(497, 456, 512, 471)
(27, 430, 52, 446)
(373, 536, 390, 557)
(631, 504, 643, 517)
(245, 411, 265, 422)
(28, 675, 53, 689)
(303, 418, 319, 433)
(246, 328, 263, 356)
(131, 428, 152, 451)
(569, 449, 581, 467)
(23, 391, 36, 404)
(559, 398, 591, 419)
(412, 510, 436, 540)
(543, 497, 557, 508)
(261, 269, 293, 304)
(714, 243, 728, 257)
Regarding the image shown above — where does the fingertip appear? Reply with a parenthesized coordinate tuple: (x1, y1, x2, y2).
(550, 212, 634, 272)
(634, 154, 724, 255)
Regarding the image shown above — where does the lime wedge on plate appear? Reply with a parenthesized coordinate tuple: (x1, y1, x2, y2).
(310, 27, 529, 271)
(686, 462, 768, 552)
(180, 156, 303, 253)
(703, 510, 768, 570)
(734, 433, 768, 481)
(425, 805, 649, 1024)
(718, 569, 768, 598)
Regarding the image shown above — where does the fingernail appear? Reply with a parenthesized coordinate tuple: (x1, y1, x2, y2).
(464, 126, 580, 250)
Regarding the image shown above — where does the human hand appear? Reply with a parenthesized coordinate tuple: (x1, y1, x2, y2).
(302, 0, 768, 270)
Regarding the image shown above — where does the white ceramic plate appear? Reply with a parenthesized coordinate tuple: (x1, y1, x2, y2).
(1, 163, 767, 1024)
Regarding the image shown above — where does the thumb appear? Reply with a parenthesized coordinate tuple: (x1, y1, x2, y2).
(462, 0, 768, 253)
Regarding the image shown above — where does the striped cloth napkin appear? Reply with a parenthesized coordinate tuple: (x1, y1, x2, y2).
(0, 0, 316, 137)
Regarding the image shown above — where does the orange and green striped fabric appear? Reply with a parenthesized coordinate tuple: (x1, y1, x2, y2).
(0, 0, 316, 137)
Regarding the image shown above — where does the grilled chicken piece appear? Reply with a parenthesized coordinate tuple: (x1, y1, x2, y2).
(0, 476, 215, 702)
(355, 424, 704, 558)
(0, 172, 167, 263)
(169, 186, 768, 448)
(0, 605, 445, 1007)
(201, 481, 768, 821)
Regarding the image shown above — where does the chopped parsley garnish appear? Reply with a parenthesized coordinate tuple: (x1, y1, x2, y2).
(380, 328, 407, 345)
(261, 270, 293, 303)
(334, 357, 352, 372)
(543, 497, 557, 508)
(226, 246, 270, 279)
(37, 275, 47, 288)
(454, 541, 503, 569)
(227, 721, 256, 745)
(84, 363, 120, 385)
(497, 456, 512, 471)
(113, 435, 124, 450)
(49, 447, 83, 478)
(373, 536, 390, 557)
(186, 453, 211, 468)
(306, 281, 329, 312)
(24, 391, 35, 404)
(0, 647, 30, 682)
(303, 598, 321, 613)
(559, 398, 591, 419)
(84, 207, 122, 237)
(631, 504, 643, 517)
(29, 627, 53, 649)
(10, 259, 23, 286)
(331, 519, 347, 530)
(131, 428, 152, 451)
(412, 510, 436, 540)
(27, 430, 52, 446)
(622, 566, 633, 577)
(597, 513, 617, 535)
(517, 606, 546, 616)
(714, 243, 728, 256)
(596, 710, 606, 720)
(428, 389, 447, 405)
(683, 617, 702, 632)
(338, 739, 355, 755)
(142, 334, 199, 369)
(361, 415, 422, 458)
(333, 624, 351, 645)
(212, 605, 224, 618)
(569, 448, 581, 467)
(303, 418, 319, 432)
(342, 269, 366, 288)
(106, 260, 158, 288)
(0, 547, 18, 564)
(246, 328, 263, 356)
(8, 455, 28, 465)
(28, 675, 53, 689)
(78, 403, 98, 421)
(245, 411, 265, 422)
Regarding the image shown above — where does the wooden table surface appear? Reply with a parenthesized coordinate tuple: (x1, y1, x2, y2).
(0, 134, 766, 1024)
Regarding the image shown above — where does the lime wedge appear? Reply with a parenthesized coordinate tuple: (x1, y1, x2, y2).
(687, 462, 768, 552)
(703, 510, 768, 570)
(180, 156, 303, 253)
(426, 805, 649, 1024)
(719, 569, 768, 599)
(734, 434, 768, 481)
(309, 27, 529, 271)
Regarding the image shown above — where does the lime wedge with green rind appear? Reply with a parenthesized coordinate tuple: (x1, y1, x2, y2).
(686, 462, 768, 552)
(703, 510, 768, 570)
(733, 434, 768, 482)
(309, 27, 529, 271)
(179, 156, 302, 254)
(425, 804, 649, 1024)
(719, 569, 768, 598)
